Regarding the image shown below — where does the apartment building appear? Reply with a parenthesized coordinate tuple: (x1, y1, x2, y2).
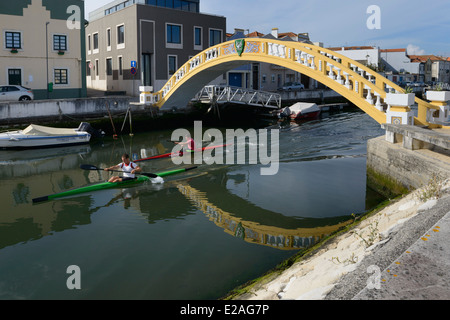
(85, 0, 226, 96)
(0, 0, 87, 99)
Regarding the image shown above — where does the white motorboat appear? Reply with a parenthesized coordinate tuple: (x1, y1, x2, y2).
(0, 123, 92, 149)
(279, 102, 321, 120)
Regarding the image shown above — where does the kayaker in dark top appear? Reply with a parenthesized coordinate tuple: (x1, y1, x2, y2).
(105, 153, 141, 183)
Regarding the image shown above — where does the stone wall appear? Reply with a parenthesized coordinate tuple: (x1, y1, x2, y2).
(0, 97, 144, 126)
(367, 135, 450, 194)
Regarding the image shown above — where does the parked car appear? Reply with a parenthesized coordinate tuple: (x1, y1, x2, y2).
(0, 85, 34, 101)
(279, 82, 305, 91)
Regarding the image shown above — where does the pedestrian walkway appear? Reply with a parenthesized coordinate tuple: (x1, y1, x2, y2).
(353, 210, 450, 300)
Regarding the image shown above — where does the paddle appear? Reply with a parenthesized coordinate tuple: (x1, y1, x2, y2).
(80, 164, 158, 178)
(167, 139, 212, 144)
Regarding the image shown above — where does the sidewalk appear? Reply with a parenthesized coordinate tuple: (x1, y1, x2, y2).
(237, 180, 450, 300)
(353, 209, 450, 299)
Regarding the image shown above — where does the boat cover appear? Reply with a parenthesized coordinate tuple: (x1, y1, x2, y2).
(21, 124, 80, 136)
(289, 102, 320, 114)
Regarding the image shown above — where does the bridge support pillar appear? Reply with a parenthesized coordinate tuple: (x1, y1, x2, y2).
(426, 91, 450, 125)
(139, 86, 154, 106)
(385, 93, 415, 125)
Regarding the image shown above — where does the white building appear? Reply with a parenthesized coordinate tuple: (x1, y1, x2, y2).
(327, 46, 380, 68)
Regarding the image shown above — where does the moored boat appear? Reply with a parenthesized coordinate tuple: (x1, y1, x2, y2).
(279, 102, 321, 120)
(0, 122, 100, 149)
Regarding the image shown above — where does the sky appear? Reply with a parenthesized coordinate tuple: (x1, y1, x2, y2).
(84, 0, 450, 57)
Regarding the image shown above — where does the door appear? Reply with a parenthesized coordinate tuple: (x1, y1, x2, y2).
(252, 63, 259, 90)
(142, 54, 151, 86)
(8, 69, 22, 86)
(229, 73, 242, 87)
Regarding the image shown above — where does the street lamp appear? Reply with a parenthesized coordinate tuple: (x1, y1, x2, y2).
(46, 22, 50, 99)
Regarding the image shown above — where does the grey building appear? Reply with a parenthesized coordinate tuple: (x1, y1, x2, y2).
(86, 0, 226, 96)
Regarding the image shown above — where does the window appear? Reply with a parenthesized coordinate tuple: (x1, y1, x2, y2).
(86, 61, 91, 76)
(168, 55, 177, 76)
(87, 35, 91, 51)
(106, 58, 113, 76)
(167, 24, 181, 44)
(95, 60, 99, 76)
(194, 27, 202, 47)
(106, 29, 111, 48)
(209, 29, 222, 46)
(93, 33, 99, 50)
(5, 31, 21, 49)
(118, 56, 123, 76)
(117, 25, 125, 45)
(147, 0, 199, 12)
(54, 69, 68, 85)
(53, 35, 67, 51)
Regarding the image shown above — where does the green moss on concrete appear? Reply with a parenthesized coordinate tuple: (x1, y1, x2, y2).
(366, 166, 410, 199)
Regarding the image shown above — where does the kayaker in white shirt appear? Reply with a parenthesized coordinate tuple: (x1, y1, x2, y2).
(104, 153, 141, 183)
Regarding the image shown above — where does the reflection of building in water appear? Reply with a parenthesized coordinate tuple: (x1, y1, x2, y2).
(177, 184, 352, 250)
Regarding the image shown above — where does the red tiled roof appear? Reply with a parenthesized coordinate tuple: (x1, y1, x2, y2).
(278, 32, 297, 38)
(380, 48, 406, 52)
(246, 31, 264, 38)
(408, 55, 447, 62)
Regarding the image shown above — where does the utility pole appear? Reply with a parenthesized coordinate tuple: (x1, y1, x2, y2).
(46, 22, 50, 99)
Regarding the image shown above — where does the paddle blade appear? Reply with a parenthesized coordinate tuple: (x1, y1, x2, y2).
(80, 164, 100, 171)
(32, 196, 49, 204)
(141, 172, 158, 178)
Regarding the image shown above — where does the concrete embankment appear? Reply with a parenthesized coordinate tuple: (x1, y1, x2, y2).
(0, 97, 143, 127)
(229, 131, 450, 300)
(231, 179, 450, 300)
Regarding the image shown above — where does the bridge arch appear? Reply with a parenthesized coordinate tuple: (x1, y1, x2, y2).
(151, 38, 439, 126)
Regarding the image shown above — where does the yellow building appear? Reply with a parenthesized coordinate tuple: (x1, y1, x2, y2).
(0, 0, 87, 99)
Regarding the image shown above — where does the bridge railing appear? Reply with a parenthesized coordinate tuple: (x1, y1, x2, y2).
(152, 38, 441, 127)
(194, 85, 282, 109)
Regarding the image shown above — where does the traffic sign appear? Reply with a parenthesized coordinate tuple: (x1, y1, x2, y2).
(130, 67, 137, 75)
(131, 60, 137, 68)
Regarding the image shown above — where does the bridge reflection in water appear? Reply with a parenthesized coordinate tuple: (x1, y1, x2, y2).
(177, 183, 353, 250)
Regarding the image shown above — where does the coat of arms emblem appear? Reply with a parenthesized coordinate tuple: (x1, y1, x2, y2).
(235, 39, 245, 56)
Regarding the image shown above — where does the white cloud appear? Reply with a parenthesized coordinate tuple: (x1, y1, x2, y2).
(406, 44, 426, 55)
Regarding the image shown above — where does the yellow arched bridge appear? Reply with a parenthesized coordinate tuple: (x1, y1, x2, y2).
(149, 38, 444, 127)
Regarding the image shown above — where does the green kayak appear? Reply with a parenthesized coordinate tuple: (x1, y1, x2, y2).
(32, 166, 197, 203)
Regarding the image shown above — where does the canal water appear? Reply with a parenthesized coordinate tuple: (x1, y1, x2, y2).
(0, 109, 385, 299)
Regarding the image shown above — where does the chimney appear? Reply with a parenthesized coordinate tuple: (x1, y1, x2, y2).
(271, 28, 279, 38)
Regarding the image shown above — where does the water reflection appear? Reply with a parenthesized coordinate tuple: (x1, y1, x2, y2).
(177, 183, 353, 250)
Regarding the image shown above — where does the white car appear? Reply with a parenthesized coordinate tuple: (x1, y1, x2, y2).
(279, 82, 305, 91)
(0, 85, 34, 101)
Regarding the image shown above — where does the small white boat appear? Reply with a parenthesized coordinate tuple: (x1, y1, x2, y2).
(0, 123, 92, 149)
(279, 102, 321, 120)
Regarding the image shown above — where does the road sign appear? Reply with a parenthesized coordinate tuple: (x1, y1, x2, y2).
(89, 63, 93, 69)
(131, 61, 137, 68)
(130, 67, 137, 75)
